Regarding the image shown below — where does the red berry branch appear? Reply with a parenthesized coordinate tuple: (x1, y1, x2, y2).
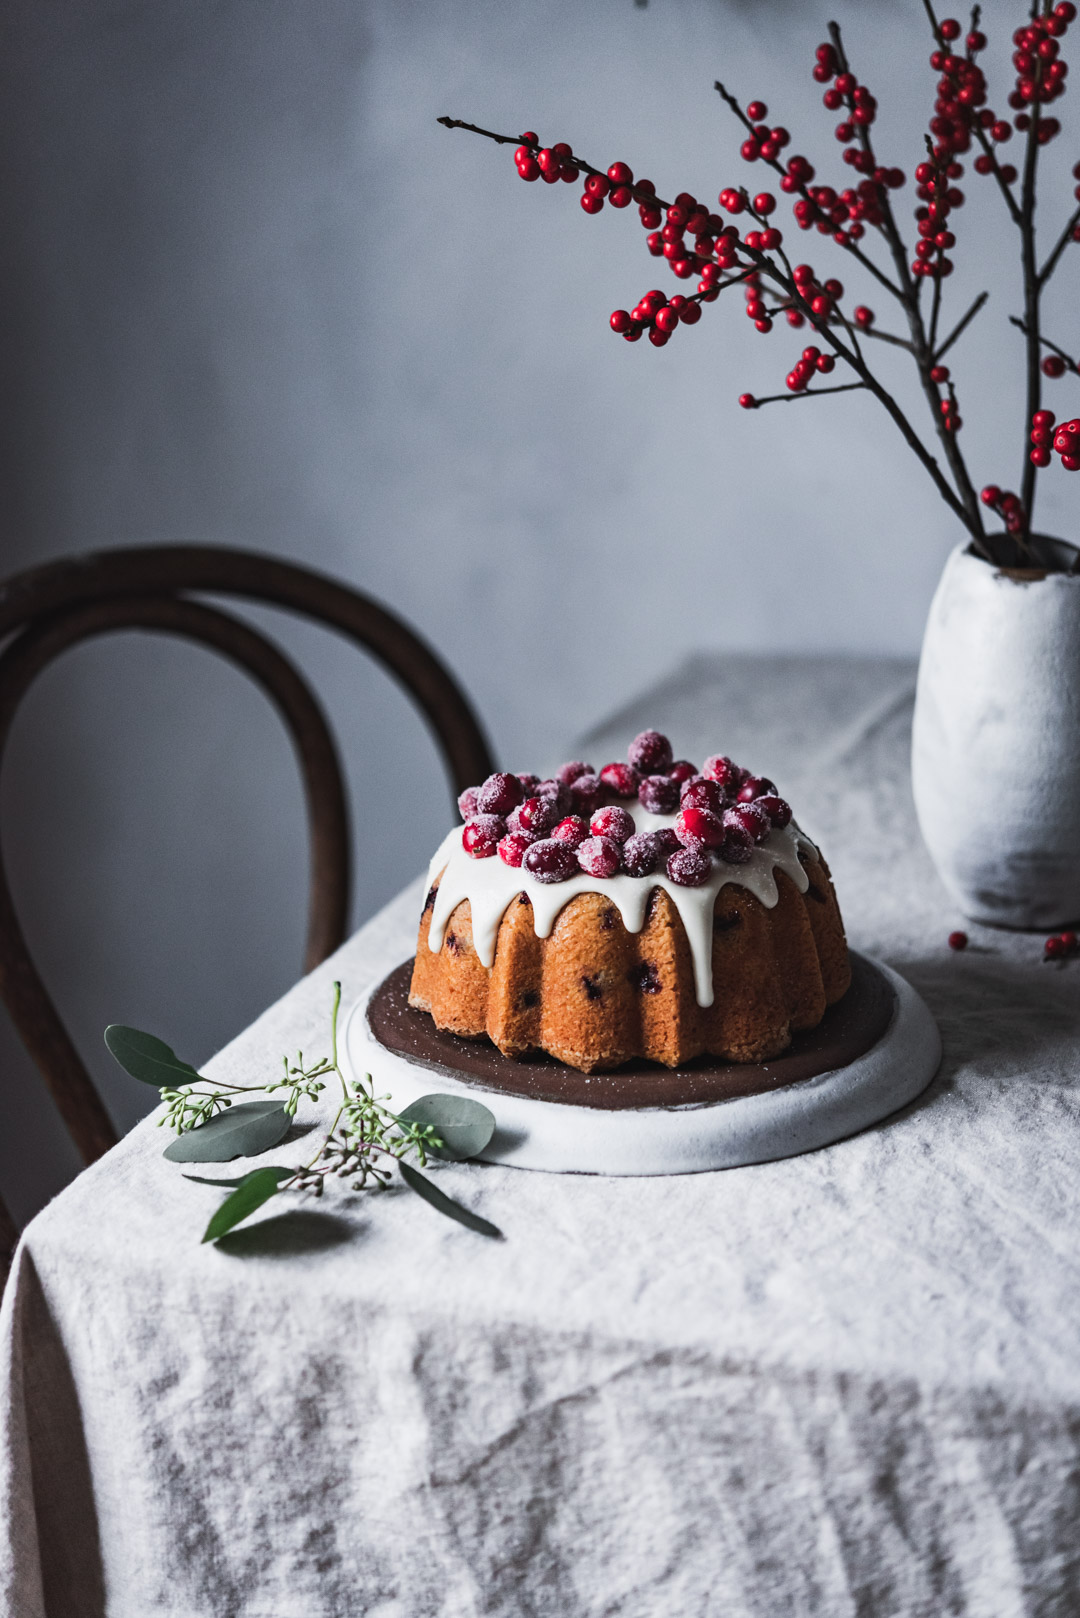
(439, 0, 1080, 568)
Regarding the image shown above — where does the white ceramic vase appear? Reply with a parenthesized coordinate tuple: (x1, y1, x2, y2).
(911, 538, 1080, 929)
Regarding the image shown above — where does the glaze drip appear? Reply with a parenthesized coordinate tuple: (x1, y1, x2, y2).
(425, 807, 818, 1008)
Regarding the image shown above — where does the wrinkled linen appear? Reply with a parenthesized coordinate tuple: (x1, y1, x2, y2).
(3, 654, 1080, 1618)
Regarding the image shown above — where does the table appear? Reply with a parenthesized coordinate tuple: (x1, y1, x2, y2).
(3, 654, 1080, 1618)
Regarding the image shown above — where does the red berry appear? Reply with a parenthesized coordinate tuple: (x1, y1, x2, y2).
(947, 930, 968, 951)
(476, 771, 525, 816)
(675, 806, 725, 849)
(622, 832, 661, 878)
(610, 310, 632, 334)
(462, 815, 505, 858)
(1061, 930, 1078, 950)
(638, 774, 680, 814)
(599, 761, 640, 797)
(552, 815, 589, 847)
(590, 805, 636, 844)
(569, 774, 604, 817)
(457, 787, 479, 820)
(523, 838, 577, 884)
(980, 485, 1002, 506)
(854, 305, 875, 327)
(667, 846, 712, 886)
(517, 158, 541, 182)
(739, 393, 757, 409)
(669, 759, 698, 783)
(655, 306, 679, 334)
(680, 777, 725, 814)
(719, 824, 754, 864)
(508, 796, 557, 837)
(498, 833, 532, 867)
(756, 794, 792, 827)
(1043, 355, 1067, 377)
(702, 754, 743, 791)
(610, 186, 633, 208)
(1045, 934, 1067, 959)
(725, 802, 771, 843)
(577, 835, 621, 878)
(940, 17, 961, 40)
(629, 730, 674, 773)
(557, 760, 592, 785)
(520, 132, 539, 145)
(607, 161, 633, 186)
(580, 193, 603, 214)
(736, 774, 778, 802)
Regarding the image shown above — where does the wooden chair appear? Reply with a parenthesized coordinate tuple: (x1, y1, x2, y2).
(0, 545, 494, 1266)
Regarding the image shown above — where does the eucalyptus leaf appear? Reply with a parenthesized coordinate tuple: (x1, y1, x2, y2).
(163, 1101, 290, 1163)
(397, 1094, 496, 1161)
(184, 1168, 293, 1189)
(104, 1025, 201, 1088)
(399, 1161, 502, 1238)
(202, 1168, 287, 1243)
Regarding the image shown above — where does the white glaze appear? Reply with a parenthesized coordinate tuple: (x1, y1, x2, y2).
(424, 808, 818, 1009)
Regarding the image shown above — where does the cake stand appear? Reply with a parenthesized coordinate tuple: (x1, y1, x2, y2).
(343, 954, 941, 1176)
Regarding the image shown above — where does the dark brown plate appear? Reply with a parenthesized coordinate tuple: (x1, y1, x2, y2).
(366, 952, 895, 1111)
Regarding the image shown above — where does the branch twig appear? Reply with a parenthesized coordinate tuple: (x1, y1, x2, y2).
(934, 290, 989, 362)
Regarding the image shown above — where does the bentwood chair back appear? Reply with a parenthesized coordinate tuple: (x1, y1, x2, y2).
(0, 546, 494, 1263)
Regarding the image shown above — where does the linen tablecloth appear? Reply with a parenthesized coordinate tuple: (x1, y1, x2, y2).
(3, 654, 1080, 1618)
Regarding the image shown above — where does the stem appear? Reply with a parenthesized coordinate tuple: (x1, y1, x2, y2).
(1010, 316, 1080, 375)
(1039, 202, 1080, 286)
(858, 326, 916, 352)
(934, 290, 989, 361)
(1018, 67, 1043, 525)
(746, 382, 868, 406)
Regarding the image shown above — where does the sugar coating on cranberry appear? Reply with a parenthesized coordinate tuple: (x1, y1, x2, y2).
(523, 838, 578, 883)
(725, 802, 771, 843)
(702, 755, 743, 791)
(462, 814, 505, 858)
(457, 787, 479, 820)
(476, 771, 525, 816)
(557, 760, 593, 786)
(569, 773, 603, 816)
(622, 832, 660, 877)
(652, 826, 681, 855)
(669, 759, 698, 784)
(680, 777, 725, 815)
(600, 761, 639, 797)
(629, 730, 674, 774)
(638, 774, 680, 814)
(552, 815, 589, 846)
(498, 832, 532, 867)
(577, 835, 621, 878)
(516, 773, 541, 795)
(736, 774, 778, 804)
(756, 794, 792, 828)
(720, 824, 754, 864)
(536, 778, 571, 814)
(591, 805, 635, 844)
(675, 806, 725, 849)
(508, 796, 556, 837)
(667, 846, 712, 886)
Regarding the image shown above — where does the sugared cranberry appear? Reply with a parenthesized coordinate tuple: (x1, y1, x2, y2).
(675, 806, 725, 849)
(600, 761, 639, 797)
(756, 794, 792, 828)
(947, 930, 968, 951)
(523, 838, 578, 884)
(536, 779, 571, 813)
(552, 815, 588, 846)
(591, 805, 635, 843)
(651, 826, 682, 856)
(667, 846, 712, 886)
(457, 787, 479, 820)
(622, 832, 661, 877)
(498, 833, 532, 868)
(577, 835, 621, 878)
(569, 773, 603, 816)
(725, 802, 771, 843)
(516, 773, 541, 795)
(736, 774, 778, 802)
(557, 760, 592, 785)
(628, 729, 674, 774)
(720, 825, 754, 864)
(462, 815, 505, 858)
(638, 774, 680, 814)
(508, 796, 556, 837)
(702, 754, 743, 791)
(680, 777, 725, 814)
(476, 771, 525, 816)
(669, 759, 698, 783)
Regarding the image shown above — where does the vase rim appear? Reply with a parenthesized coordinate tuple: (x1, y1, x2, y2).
(961, 534, 1080, 577)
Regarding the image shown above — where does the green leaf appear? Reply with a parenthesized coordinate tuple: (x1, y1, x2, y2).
(162, 1101, 291, 1163)
(202, 1168, 288, 1243)
(399, 1160, 502, 1238)
(104, 1024, 202, 1088)
(397, 1094, 496, 1161)
(184, 1168, 293, 1189)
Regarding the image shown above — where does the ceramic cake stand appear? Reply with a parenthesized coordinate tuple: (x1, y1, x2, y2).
(343, 954, 941, 1177)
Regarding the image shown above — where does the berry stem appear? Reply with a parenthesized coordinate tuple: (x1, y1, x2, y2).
(1038, 201, 1080, 285)
(1018, 44, 1044, 526)
(934, 290, 989, 362)
(1009, 316, 1080, 376)
(744, 381, 869, 406)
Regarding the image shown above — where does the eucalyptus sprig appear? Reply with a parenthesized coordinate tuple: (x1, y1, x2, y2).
(105, 982, 501, 1244)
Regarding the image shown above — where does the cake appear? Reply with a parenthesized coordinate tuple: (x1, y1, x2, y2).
(409, 730, 851, 1074)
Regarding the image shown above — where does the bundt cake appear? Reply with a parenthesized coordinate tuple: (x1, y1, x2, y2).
(409, 730, 850, 1074)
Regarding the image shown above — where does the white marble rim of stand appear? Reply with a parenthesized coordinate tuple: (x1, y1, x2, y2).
(342, 959, 942, 1177)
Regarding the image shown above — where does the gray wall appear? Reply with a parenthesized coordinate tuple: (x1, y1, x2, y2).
(0, 0, 1074, 1221)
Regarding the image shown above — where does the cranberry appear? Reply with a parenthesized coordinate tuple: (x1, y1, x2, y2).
(498, 833, 532, 868)
(756, 794, 792, 827)
(462, 815, 505, 858)
(628, 730, 674, 773)
(523, 839, 577, 884)
(675, 806, 725, 849)
(476, 771, 525, 816)
(947, 930, 968, 950)
(669, 759, 697, 783)
(667, 846, 712, 886)
(508, 796, 556, 837)
(457, 787, 479, 820)
(577, 835, 621, 878)
(652, 827, 681, 856)
(552, 815, 589, 846)
(702, 754, 743, 791)
(591, 805, 636, 843)
(516, 773, 541, 795)
(638, 774, 680, 814)
(536, 779, 571, 814)
(680, 777, 725, 814)
(569, 773, 603, 816)
(736, 774, 778, 802)
(720, 825, 754, 864)
(600, 761, 640, 797)
(557, 760, 592, 785)
(1044, 935, 1067, 959)
(726, 802, 771, 843)
(621, 832, 661, 878)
